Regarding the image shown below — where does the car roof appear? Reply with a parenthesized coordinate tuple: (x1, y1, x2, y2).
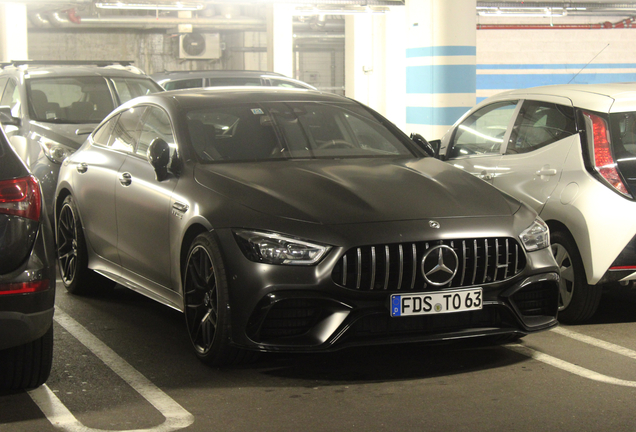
(0, 63, 152, 79)
(495, 83, 636, 113)
(122, 87, 351, 110)
(150, 70, 286, 81)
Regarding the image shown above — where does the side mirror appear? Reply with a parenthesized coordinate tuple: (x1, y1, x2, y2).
(147, 137, 170, 181)
(411, 133, 438, 158)
(0, 106, 20, 126)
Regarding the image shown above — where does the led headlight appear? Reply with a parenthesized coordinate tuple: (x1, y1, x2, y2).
(234, 230, 331, 265)
(519, 217, 550, 251)
(38, 136, 76, 164)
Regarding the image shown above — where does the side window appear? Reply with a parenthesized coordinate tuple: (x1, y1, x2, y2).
(1, 79, 21, 116)
(507, 101, 577, 154)
(109, 107, 146, 153)
(92, 115, 118, 146)
(0, 78, 8, 104)
(269, 78, 307, 89)
(163, 79, 204, 91)
(137, 107, 175, 158)
(449, 101, 518, 158)
(111, 78, 162, 105)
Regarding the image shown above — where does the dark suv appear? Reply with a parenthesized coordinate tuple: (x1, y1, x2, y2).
(0, 127, 55, 390)
(0, 61, 163, 219)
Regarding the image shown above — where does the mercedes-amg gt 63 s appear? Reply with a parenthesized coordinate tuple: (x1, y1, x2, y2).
(55, 88, 559, 365)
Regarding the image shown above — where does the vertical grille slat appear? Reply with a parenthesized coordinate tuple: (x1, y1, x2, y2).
(411, 244, 417, 290)
(397, 244, 404, 290)
(334, 237, 526, 292)
(370, 246, 376, 290)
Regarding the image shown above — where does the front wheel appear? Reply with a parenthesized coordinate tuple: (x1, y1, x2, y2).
(550, 230, 602, 323)
(183, 232, 256, 366)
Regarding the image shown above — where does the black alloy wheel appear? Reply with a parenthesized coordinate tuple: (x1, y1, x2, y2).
(183, 232, 254, 366)
(184, 243, 219, 356)
(57, 199, 79, 286)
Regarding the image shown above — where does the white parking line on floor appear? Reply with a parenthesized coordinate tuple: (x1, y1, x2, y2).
(28, 308, 195, 432)
(551, 326, 636, 360)
(506, 344, 636, 388)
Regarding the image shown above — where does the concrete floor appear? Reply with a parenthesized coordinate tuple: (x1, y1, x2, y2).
(2, 281, 636, 432)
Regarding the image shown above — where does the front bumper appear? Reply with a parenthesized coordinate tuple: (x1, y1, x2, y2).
(215, 226, 560, 353)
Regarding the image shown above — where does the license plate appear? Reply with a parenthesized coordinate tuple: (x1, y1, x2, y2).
(390, 288, 483, 317)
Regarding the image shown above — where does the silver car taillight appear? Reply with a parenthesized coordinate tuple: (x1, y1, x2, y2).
(582, 111, 632, 198)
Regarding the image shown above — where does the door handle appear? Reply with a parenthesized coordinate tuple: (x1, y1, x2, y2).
(76, 162, 88, 174)
(536, 168, 557, 177)
(118, 172, 132, 186)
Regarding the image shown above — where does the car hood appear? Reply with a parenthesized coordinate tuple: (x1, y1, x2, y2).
(31, 121, 98, 149)
(194, 158, 521, 224)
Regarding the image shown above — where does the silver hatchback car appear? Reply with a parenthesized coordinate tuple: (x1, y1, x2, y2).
(436, 83, 636, 323)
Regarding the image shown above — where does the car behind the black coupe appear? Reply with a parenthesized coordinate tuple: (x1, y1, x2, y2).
(55, 88, 559, 365)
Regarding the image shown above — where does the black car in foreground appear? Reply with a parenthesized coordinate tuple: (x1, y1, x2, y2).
(0, 128, 55, 390)
(55, 88, 560, 365)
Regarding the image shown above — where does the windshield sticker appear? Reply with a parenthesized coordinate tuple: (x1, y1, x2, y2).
(251, 108, 264, 115)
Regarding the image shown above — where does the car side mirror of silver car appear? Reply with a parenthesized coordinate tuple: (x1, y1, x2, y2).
(410, 133, 438, 158)
(0, 106, 20, 127)
(147, 137, 170, 182)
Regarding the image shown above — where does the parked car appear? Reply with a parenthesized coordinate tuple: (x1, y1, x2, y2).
(151, 70, 316, 91)
(0, 127, 55, 390)
(0, 61, 164, 220)
(435, 83, 636, 323)
(55, 87, 559, 365)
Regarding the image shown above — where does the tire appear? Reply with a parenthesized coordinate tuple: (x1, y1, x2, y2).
(0, 325, 53, 391)
(183, 232, 257, 366)
(551, 229, 602, 323)
(57, 195, 114, 295)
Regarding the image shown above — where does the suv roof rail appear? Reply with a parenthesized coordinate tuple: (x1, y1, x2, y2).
(1, 60, 135, 68)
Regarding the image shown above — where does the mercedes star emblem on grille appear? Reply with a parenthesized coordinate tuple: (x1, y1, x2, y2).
(429, 220, 440, 229)
(421, 245, 458, 286)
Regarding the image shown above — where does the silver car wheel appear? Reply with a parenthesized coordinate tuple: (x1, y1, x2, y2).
(552, 242, 574, 311)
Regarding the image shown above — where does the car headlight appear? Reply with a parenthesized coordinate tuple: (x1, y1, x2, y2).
(234, 230, 332, 265)
(38, 136, 76, 164)
(519, 218, 550, 251)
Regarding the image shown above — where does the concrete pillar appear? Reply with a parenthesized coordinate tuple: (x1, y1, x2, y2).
(345, 8, 407, 130)
(266, 4, 293, 77)
(0, 3, 28, 62)
(405, 0, 476, 140)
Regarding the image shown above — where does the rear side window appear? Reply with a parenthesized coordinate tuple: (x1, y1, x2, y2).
(507, 101, 576, 154)
(449, 101, 518, 158)
(206, 78, 262, 87)
(109, 107, 146, 152)
(610, 112, 636, 157)
(163, 79, 204, 91)
(111, 78, 162, 105)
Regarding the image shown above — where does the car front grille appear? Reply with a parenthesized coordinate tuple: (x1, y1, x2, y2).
(332, 238, 526, 292)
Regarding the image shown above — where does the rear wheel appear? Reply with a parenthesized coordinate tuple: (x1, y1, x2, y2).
(183, 232, 256, 366)
(57, 195, 114, 295)
(0, 326, 53, 391)
(551, 230, 602, 323)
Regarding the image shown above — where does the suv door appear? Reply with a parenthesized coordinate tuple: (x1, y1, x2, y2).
(492, 97, 578, 214)
(444, 100, 520, 184)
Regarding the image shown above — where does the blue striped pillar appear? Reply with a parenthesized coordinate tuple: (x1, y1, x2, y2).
(405, 0, 476, 140)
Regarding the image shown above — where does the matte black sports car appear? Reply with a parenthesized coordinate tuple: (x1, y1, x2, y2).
(55, 88, 559, 365)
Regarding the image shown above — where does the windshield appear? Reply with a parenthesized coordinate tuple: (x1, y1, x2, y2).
(186, 102, 415, 162)
(27, 76, 115, 124)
